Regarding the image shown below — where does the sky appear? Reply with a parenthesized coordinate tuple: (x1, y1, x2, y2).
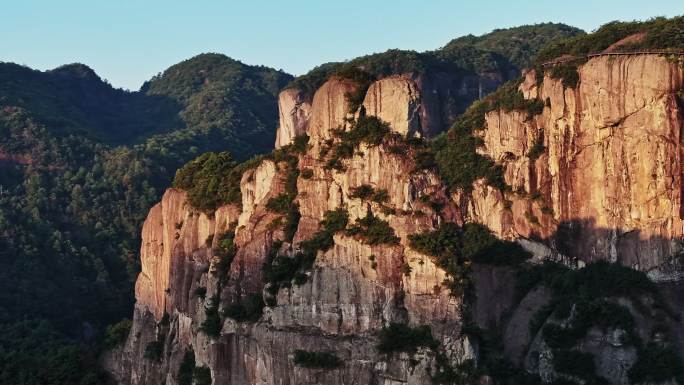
(1, 0, 682, 90)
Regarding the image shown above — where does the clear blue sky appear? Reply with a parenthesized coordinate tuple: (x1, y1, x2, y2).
(2, 0, 681, 90)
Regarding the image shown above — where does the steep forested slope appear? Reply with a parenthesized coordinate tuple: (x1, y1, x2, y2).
(287, 23, 583, 99)
(0, 54, 291, 384)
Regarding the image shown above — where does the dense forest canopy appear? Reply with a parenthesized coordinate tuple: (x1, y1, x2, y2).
(0, 54, 291, 383)
(286, 23, 584, 98)
(534, 16, 684, 63)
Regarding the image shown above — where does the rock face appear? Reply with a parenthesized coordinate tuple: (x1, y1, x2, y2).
(134, 189, 240, 320)
(308, 77, 357, 142)
(414, 70, 511, 138)
(276, 72, 510, 147)
(275, 88, 311, 148)
(105, 56, 684, 385)
(470, 55, 684, 278)
(105, 75, 471, 385)
(362, 76, 422, 137)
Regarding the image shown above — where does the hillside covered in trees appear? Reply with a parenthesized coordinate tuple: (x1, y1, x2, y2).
(286, 23, 583, 97)
(0, 54, 291, 384)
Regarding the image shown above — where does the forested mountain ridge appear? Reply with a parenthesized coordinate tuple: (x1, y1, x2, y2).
(286, 23, 583, 97)
(0, 61, 179, 144)
(0, 54, 291, 384)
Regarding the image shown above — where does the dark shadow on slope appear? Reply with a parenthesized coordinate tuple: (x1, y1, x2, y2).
(546, 218, 683, 276)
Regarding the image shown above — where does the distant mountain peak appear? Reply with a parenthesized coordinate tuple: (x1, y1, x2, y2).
(49, 63, 101, 81)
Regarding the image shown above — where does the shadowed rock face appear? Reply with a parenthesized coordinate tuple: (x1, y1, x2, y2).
(105, 55, 684, 385)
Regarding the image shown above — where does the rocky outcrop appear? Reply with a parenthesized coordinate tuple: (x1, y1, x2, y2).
(134, 189, 240, 321)
(362, 76, 422, 137)
(306, 77, 357, 143)
(105, 74, 471, 385)
(275, 88, 311, 148)
(469, 55, 684, 278)
(106, 55, 684, 385)
(275, 72, 510, 147)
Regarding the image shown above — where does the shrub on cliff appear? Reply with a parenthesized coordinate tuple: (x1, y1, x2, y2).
(265, 139, 302, 242)
(213, 228, 237, 284)
(409, 222, 530, 296)
(346, 210, 400, 245)
(431, 79, 545, 192)
(193, 286, 207, 300)
(293, 350, 342, 369)
(342, 109, 391, 146)
(335, 67, 375, 112)
(289, 133, 311, 154)
(485, 81, 545, 117)
(409, 223, 462, 258)
(349, 184, 390, 204)
(325, 111, 392, 171)
(193, 366, 212, 385)
(266, 193, 292, 214)
(377, 323, 438, 354)
(527, 134, 546, 161)
(518, 260, 683, 384)
(548, 64, 580, 88)
(263, 209, 350, 294)
(177, 349, 195, 385)
(409, 222, 530, 266)
(319, 208, 350, 234)
(223, 294, 265, 322)
(349, 184, 375, 200)
(104, 318, 132, 348)
(518, 261, 669, 333)
(519, 260, 661, 305)
(432, 116, 499, 191)
(199, 295, 222, 337)
(541, 299, 637, 350)
(144, 340, 164, 361)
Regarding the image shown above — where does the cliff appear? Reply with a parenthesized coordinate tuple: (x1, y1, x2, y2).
(105, 56, 684, 385)
(276, 72, 507, 147)
(470, 54, 684, 280)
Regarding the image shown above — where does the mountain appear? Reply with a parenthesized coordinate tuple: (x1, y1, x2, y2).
(0, 54, 291, 384)
(140, 53, 293, 162)
(439, 23, 584, 70)
(105, 17, 684, 385)
(0, 22, 586, 385)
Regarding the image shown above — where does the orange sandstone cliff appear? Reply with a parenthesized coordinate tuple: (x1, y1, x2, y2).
(104, 56, 684, 385)
(470, 55, 684, 279)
